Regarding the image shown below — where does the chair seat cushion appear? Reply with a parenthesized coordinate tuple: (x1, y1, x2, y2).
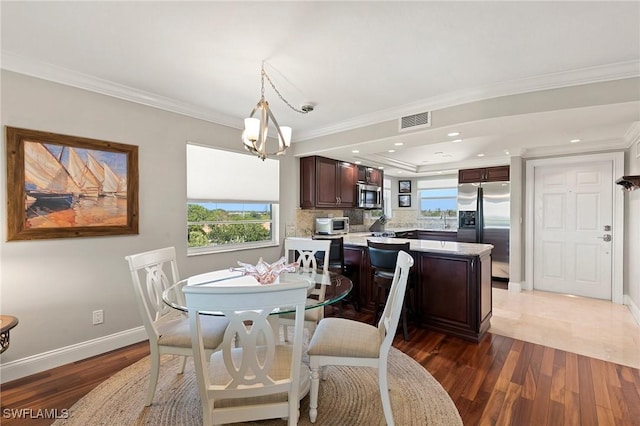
(307, 318, 381, 358)
(208, 345, 311, 408)
(157, 316, 228, 349)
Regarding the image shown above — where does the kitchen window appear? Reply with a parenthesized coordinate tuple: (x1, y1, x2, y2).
(417, 176, 458, 229)
(186, 144, 279, 254)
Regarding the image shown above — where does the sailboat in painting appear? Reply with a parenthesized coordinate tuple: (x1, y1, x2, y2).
(86, 152, 126, 198)
(24, 141, 81, 209)
(66, 147, 101, 198)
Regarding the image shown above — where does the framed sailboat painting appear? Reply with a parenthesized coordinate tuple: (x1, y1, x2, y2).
(5, 127, 139, 241)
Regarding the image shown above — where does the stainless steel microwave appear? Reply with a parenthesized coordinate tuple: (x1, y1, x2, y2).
(357, 183, 383, 209)
(315, 217, 349, 235)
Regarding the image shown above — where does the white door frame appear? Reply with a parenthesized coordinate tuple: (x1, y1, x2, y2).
(525, 152, 624, 304)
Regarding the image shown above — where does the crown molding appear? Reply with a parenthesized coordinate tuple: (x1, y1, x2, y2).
(2, 51, 638, 144)
(296, 60, 640, 141)
(1, 51, 243, 130)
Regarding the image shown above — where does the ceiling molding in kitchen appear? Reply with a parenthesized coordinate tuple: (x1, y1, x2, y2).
(2, 50, 638, 144)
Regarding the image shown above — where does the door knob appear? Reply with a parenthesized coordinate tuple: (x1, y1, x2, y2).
(596, 234, 612, 242)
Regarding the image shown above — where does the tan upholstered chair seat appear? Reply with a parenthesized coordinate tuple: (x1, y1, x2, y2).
(307, 317, 381, 358)
(157, 316, 228, 349)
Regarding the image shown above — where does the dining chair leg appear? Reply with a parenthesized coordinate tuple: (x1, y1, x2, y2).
(146, 347, 161, 406)
(309, 365, 321, 423)
(378, 361, 395, 426)
(401, 304, 410, 341)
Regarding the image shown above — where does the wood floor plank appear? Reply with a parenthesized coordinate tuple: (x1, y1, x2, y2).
(577, 355, 598, 425)
(564, 390, 581, 425)
(565, 352, 580, 393)
(550, 362, 566, 403)
(530, 373, 552, 425)
(495, 382, 523, 425)
(547, 400, 565, 425)
(589, 357, 612, 410)
(540, 346, 555, 377)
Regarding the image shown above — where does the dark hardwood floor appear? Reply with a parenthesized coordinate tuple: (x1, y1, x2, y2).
(2, 306, 639, 425)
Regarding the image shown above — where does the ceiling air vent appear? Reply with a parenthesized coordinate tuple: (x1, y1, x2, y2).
(399, 111, 431, 132)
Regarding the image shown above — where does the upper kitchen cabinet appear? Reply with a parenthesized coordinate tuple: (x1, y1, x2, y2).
(300, 156, 357, 209)
(458, 165, 510, 183)
(357, 165, 383, 186)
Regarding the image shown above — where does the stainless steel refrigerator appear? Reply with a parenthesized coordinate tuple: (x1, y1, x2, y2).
(457, 182, 510, 280)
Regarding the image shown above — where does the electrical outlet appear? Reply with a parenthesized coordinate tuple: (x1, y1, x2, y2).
(92, 309, 104, 325)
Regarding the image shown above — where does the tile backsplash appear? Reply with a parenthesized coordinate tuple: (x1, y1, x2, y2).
(292, 208, 457, 236)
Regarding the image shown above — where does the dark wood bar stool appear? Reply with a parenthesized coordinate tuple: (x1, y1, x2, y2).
(367, 240, 411, 341)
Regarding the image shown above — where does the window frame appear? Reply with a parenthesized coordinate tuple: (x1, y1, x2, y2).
(187, 201, 279, 255)
(417, 185, 458, 219)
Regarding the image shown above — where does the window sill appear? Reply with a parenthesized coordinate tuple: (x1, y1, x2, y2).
(187, 240, 279, 257)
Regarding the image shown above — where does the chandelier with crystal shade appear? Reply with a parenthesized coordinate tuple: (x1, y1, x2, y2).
(242, 63, 311, 161)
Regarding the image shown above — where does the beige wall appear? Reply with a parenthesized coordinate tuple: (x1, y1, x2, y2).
(624, 125, 640, 317)
(0, 71, 297, 379)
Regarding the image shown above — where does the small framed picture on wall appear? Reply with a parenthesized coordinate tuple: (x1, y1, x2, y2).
(398, 180, 411, 193)
(398, 194, 411, 207)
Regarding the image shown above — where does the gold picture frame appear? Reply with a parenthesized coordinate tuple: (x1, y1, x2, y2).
(6, 127, 139, 241)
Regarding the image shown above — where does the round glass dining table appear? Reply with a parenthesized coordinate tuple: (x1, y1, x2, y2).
(162, 268, 353, 315)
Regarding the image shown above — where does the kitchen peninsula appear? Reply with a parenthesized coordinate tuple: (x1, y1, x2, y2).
(342, 233, 493, 342)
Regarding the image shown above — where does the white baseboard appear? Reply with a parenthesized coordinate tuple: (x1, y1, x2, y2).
(624, 295, 640, 326)
(508, 281, 522, 292)
(0, 327, 147, 384)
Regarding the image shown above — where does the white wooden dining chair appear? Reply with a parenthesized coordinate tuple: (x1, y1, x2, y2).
(184, 280, 311, 426)
(125, 247, 229, 406)
(280, 238, 331, 341)
(306, 250, 414, 426)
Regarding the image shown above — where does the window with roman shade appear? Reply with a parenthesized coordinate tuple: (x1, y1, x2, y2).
(186, 143, 280, 254)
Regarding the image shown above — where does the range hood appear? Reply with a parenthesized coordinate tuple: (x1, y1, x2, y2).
(615, 175, 640, 191)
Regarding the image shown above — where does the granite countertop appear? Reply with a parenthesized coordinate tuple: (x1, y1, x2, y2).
(342, 233, 493, 256)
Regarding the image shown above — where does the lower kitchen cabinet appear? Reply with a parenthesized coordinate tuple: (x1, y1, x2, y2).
(343, 243, 492, 342)
(417, 251, 492, 342)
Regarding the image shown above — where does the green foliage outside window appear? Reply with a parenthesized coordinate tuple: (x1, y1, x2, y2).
(187, 203, 273, 248)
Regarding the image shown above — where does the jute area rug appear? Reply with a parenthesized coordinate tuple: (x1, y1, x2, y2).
(53, 347, 462, 425)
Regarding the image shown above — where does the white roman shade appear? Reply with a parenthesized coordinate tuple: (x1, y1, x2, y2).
(187, 144, 280, 202)
(417, 176, 458, 189)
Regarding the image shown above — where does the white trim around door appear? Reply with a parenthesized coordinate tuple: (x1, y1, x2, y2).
(525, 152, 624, 304)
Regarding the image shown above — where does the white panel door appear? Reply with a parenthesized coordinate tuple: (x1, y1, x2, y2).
(533, 161, 613, 299)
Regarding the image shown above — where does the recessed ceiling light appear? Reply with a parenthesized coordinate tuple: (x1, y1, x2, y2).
(394, 142, 404, 146)
(352, 149, 359, 153)
(452, 139, 462, 143)
(388, 149, 395, 153)
(570, 139, 581, 143)
(355, 160, 362, 164)
(477, 153, 485, 157)
(505, 150, 510, 155)
(447, 132, 460, 137)
(378, 166, 384, 169)
(397, 171, 403, 174)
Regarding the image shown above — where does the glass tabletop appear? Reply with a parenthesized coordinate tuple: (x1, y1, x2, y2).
(162, 268, 352, 315)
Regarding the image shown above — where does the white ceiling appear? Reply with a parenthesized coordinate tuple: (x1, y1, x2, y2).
(2, 1, 639, 176)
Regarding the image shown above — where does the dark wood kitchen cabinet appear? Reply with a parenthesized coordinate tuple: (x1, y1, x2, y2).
(357, 165, 383, 186)
(458, 165, 510, 183)
(300, 156, 356, 209)
(417, 251, 492, 342)
(343, 241, 492, 342)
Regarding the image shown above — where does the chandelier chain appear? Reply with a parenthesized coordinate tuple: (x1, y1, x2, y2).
(261, 67, 309, 115)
